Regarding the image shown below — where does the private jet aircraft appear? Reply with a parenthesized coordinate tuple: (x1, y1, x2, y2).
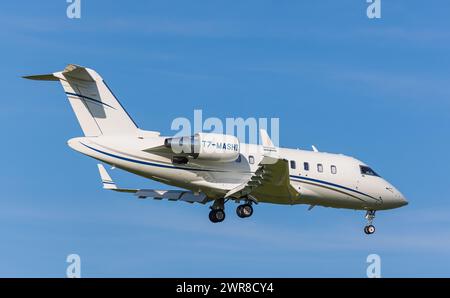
(24, 64, 408, 234)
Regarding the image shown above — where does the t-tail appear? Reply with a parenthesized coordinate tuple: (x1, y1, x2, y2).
(23, 64, 139, 136)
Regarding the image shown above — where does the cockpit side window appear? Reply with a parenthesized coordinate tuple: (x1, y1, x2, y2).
(360, 165, 380, 177)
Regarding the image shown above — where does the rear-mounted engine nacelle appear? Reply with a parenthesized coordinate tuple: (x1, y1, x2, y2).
(165, 133, 240, 162)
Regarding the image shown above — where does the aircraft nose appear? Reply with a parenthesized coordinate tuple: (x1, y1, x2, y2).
(397, 193, 408, 207)
(388, 186, 408, 207)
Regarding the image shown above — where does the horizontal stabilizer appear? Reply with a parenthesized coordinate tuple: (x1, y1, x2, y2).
(23, 74, 59, 81)
(61, 64, 95, 82)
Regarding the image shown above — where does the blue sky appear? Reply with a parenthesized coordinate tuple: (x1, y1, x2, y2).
(1, 1, 449, 277)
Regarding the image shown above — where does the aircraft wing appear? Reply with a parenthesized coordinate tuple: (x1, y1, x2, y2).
(225, 157, 299, 201)
(97, 164, 208, 204)
(225, 130, 300, 202)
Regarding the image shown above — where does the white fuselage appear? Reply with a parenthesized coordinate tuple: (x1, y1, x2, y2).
(68, 134, 408, 211)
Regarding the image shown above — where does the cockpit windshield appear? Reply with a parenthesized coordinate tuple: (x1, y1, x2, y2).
(360, 165, 380, 177)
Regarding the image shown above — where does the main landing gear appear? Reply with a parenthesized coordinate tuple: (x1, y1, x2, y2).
(364, 210, 376, 235)
(208, 198, 255, 223)
(209, 209, 225, 223)
(236, 204, 253, 218)
(209, 198, 226, 223)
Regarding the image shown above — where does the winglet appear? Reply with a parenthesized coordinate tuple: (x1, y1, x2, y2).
(260, 129, 279, 164)
(311, 145, 319, 152)
(97, 164, 117, 190)
(260, 129, 275, 147)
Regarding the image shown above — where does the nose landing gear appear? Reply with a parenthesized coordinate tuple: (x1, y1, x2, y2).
(364, 210, 376, 235)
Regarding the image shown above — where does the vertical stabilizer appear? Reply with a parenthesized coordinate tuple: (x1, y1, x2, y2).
(24, 64, 138, 136)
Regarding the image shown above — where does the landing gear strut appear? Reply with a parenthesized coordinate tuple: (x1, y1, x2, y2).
(236, 204, 253, 218)
(364, 210, 376, 235)
(209, 198, 226, 223)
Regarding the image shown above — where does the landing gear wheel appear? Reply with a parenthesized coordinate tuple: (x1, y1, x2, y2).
(236, 204, 253, 218)
(364, 225, 376, 235)
(364, 210, 376, 235)
(236, 205, 244, 218)
(209, 210, 216, 222)
(209, 209, 225, 223)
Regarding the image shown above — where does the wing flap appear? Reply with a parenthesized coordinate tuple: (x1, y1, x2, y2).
(226, 130, 300, 203)
(96, 164, 208, 203)
(135, 189, 207, 203)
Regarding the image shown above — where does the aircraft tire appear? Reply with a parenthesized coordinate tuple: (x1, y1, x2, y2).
(364, 225, 375, 234)
(209, 209, 225, 223)
(236, 204, 253, 218)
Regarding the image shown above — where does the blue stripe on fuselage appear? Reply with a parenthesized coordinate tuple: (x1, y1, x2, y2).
(290, 175, 377, 201)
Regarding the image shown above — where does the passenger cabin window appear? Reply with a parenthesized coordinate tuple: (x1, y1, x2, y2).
(317, 163, 323, 173)
(331, 165, 337, 174)
(304, 162, 309, 171)
(360, 165, 379, 177)
(249, 155, 255, 164)
(290, 160, 296, 169)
